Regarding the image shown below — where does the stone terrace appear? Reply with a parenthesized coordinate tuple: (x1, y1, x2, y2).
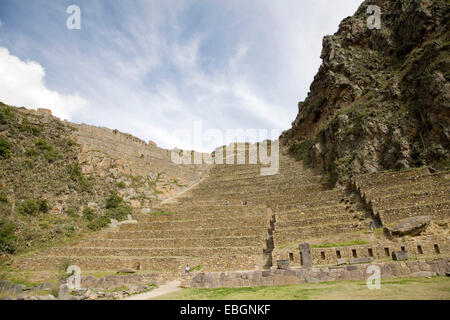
(11, 147, 450, 276)
(353, 168, 450, 226)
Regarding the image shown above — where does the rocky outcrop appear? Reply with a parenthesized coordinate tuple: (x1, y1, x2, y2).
(388, 216, 431, 237)
(281, 0, 450, 185)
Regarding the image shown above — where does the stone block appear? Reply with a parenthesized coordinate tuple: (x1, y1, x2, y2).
(350, 257, 373, 264)
(276, 259, 290, 270)
(337, 258, 348, 266)
(392, 250, 408, 261)
(299, 243, 313, 268)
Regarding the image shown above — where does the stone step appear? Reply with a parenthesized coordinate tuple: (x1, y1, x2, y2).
(377, 201, 450, 225)
(372, 188, 450, 210)
(119, 216, 268, 231)
(173, 188, 342, 206)
(97, 226, 269, 239)
(361, 173, 450, 199)
(186, 183, 331, 200)
(273, 221, 367, 247)
(353, 167, 431, 189)
(154, 205, 266, 214)
(199, 174, 324, 189)
(46, 246, 261, 257)
(275, 204, 350, 220)
(275, 212, 358, 227)
(78, 236, 267, 249)
(275, 198, 343, 212)
(194, 178, 324, 193)
(12, 254, 260, 272)
(136, 210, 267, 222)
(209, 168, 314, 181)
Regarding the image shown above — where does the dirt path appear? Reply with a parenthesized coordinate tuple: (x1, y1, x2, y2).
(123, 280, 182, 300)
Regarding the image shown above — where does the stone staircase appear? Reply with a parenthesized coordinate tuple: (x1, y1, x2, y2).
(353, 168, 450, 226)
(11, 148, 449, 275)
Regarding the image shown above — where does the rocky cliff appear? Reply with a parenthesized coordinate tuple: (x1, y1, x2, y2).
(281, 0, 450, 185)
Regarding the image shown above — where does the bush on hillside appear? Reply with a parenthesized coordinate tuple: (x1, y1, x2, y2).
(0, 137, 11, 158)
(87, 217, 109, 231)
(0, 106, 13, 124)
(18, 199, 50, 216)
(0, 193, 8, 203)
(0, 219, 18, 254)
(105, 190, 123, 209)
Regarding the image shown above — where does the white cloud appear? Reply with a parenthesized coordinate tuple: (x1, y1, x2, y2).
(0, 20, 3, 28)
(0, 47, 88, 120)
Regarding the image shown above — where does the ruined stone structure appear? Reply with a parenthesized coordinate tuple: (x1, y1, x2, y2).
(12, 142, 449, 276)
(4, 0, 450, 291)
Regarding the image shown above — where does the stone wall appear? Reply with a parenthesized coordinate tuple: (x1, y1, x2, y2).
(183, 259, 449, 288)
(273, 238, 450, 266)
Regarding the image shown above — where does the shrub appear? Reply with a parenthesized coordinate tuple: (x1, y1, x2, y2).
(288, 140, 314, 166)
(65, 138, 75, 147)
(67, 163, 92, 192)
(67, 163, 83, 180)
(39, 199, 49, 213)
(105, 190, 123, 209)
(0, 193, 7, 203)
(34, 139, 61, 162)
(25, 148, 38, 157)
(87, 217, 110, 231)
(19, 119, 40, 136)
(117, 181, 126, 189)
(0, 137, 11, 158)
(82, 207, 95, 221)
(0, 219, 17, 254)
(66, 207, 78, 218)
(18, 199, 50, 216)
(34, 138, 52, 151)
(105, 205, 131, 221)
(0, 106, 13, 124)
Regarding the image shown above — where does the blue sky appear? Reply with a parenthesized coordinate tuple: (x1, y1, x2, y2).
(0, 0, 362, 152)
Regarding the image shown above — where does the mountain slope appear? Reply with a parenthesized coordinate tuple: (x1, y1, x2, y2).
(281, 0, 450, 185)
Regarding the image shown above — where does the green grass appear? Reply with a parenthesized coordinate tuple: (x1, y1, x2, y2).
(311, 240, 369, 248)
(157, 276, 450, 300)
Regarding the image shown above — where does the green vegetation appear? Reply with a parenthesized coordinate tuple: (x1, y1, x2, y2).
(0, 219, 18, 254)
(105, 190, 132, 221)
(311, 239, 369, 248)
(17, 199, 50, 216)
(0, 136, 11, 158)
(288, 140, 314, 166)
(190, 265, 203, 272)
(67, 163, 92, 192)
(0, 193, 7, 204)
(148, 211, 177, 216)
(0, 105, 13, 124)
(19, 119, 40, 136)
(157, 276, 450, 300)
(34, 138, 61, 162)
(106, 190, 123, 209)
(87, 217, 110, 231)
(82, 207, 95, 221)
(117, 181, 126, 189)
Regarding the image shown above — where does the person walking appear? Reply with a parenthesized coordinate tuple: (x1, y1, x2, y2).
(185, 265, 190, 273)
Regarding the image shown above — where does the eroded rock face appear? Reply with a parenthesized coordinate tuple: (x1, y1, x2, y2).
(281, 0, 450, 185)
(390, 216, 431, 237)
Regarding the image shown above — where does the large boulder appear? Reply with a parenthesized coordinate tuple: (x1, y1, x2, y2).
(389, 216, 431, 237)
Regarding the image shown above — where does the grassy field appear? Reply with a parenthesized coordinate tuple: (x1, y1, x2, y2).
(157, 276, 450, 300)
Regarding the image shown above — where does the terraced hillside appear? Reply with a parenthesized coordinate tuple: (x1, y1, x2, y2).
(5, 140, 450, 283)
(273, 167, 450, 266)
(8, 146, 367, 275)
